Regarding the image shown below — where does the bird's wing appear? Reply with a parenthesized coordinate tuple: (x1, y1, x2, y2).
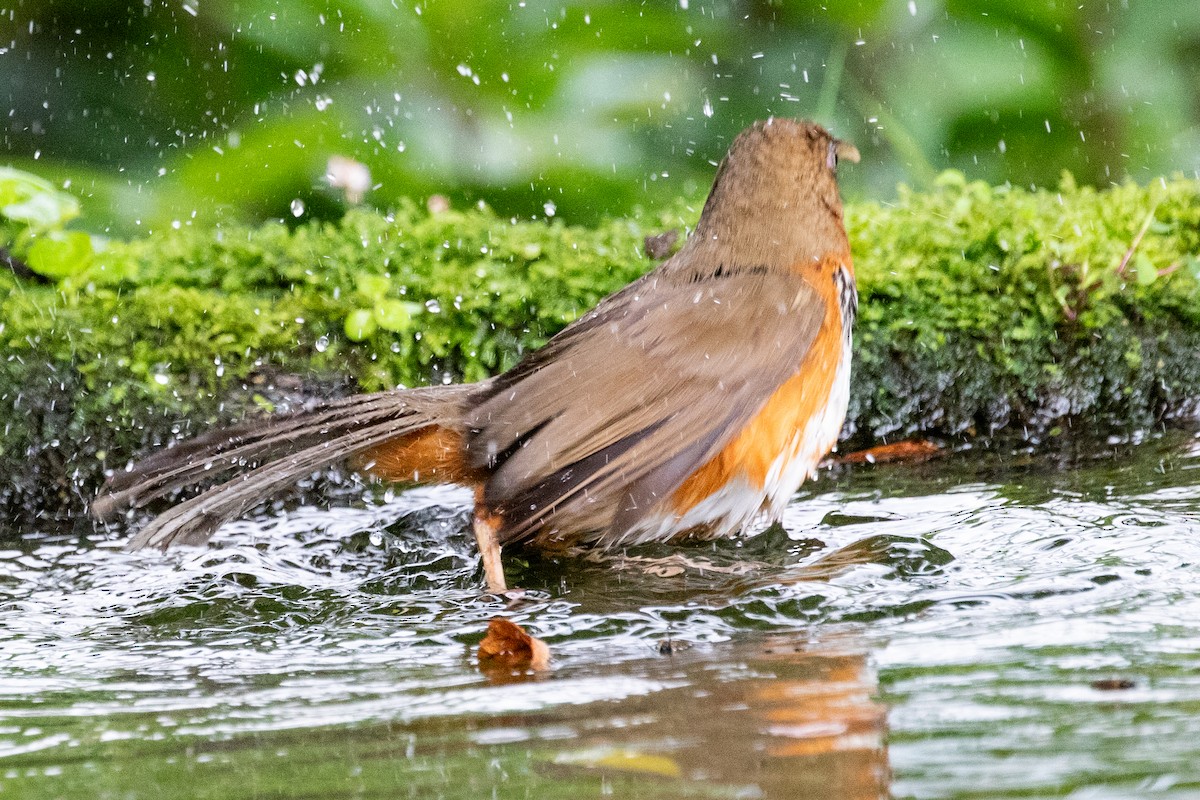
(464, 266, 828, 543)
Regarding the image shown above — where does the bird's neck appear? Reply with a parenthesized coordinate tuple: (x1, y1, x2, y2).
(667, 186, 849, 278)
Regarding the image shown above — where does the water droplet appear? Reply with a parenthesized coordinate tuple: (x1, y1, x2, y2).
(908, 0, 917, 15)
(543, 201, 557, 217)
(290, 199, 306, 217)
(425, 299, 442, 313)
(315, 335, 329, 353)
(702, 97, 714, 118)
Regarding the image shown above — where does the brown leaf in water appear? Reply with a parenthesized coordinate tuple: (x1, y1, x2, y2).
(835, 438, 942, 465)
(477, 617, 550, 673)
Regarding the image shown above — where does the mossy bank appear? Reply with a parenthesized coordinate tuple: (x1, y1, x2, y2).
(3, 171, 1200, 526)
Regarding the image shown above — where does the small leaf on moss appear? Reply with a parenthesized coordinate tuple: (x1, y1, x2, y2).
(355, 273, 391, 300)
(27, 231, 95, 279)
(343, 308, 377, 341)
(373, 299, 421, 332)
(1134, 252, 1157, 287)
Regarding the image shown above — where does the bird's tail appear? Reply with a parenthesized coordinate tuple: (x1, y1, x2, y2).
(92, 383, 478, 550)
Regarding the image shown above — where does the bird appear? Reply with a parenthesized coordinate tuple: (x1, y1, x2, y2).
(92, 118, 860, 593)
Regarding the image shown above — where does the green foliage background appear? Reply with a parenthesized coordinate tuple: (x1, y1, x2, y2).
(4, 0, 1199, 233)
(3, 0, 1200, 522)
(3, 169, 1199, 521)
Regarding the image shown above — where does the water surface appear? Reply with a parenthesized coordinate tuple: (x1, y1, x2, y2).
(3, 431, 1200, 798)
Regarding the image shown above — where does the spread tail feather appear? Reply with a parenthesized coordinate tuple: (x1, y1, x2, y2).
(93, 383, 477, 550)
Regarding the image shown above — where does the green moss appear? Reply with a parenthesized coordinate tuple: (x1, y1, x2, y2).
(845, 171, 1200, 439)
(2, 176, 1199, 523)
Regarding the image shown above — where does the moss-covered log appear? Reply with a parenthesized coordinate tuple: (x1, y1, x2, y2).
(3, 172, 1199, 525)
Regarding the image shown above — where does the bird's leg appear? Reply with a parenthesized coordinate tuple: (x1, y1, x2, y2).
(472, 489, 508, 593)
(473, 513, 507, 593)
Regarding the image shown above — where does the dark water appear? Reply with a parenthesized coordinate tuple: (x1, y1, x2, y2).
(3, 431, 1200, 798)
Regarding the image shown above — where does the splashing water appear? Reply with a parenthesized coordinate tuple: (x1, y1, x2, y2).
(3, 434, 1200, 797)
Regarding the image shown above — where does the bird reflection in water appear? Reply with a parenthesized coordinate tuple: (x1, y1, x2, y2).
(520, 633, 889, 799)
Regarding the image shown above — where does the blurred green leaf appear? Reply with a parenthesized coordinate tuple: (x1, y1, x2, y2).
(0, 167, 80, 231)
(4, 0, 1200, 231)
(1135, 252, 1158, 287)
(373, 299, 421, 332)
(26, 231, 95, 279)
(355, 274, 392, 300)
(343, 308, 377, 342)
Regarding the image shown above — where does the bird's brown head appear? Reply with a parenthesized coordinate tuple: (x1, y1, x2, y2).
(681, 118, 857, 273)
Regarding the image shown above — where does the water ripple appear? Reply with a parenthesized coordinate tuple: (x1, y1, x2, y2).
(4, 435, 1200, 796)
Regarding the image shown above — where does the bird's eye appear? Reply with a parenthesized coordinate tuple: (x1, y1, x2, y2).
(826, 141, 839, 170)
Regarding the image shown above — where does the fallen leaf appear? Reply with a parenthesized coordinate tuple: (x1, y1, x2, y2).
(835, 438, 942, 465)
(477, 616, 550, 672)
(554, 748, 683, 779)
(1091, 678, 1136, 691)
(592, 750, 683, 778)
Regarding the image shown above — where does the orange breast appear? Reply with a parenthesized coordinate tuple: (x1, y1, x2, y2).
(670, 256, 850, 515)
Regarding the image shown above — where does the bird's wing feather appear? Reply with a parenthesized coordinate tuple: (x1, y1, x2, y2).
(95, 385, 476, 550)
(465, 267, 827, 543)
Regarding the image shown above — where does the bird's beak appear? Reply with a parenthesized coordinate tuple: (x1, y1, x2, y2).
(835, 140, 861, 164)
